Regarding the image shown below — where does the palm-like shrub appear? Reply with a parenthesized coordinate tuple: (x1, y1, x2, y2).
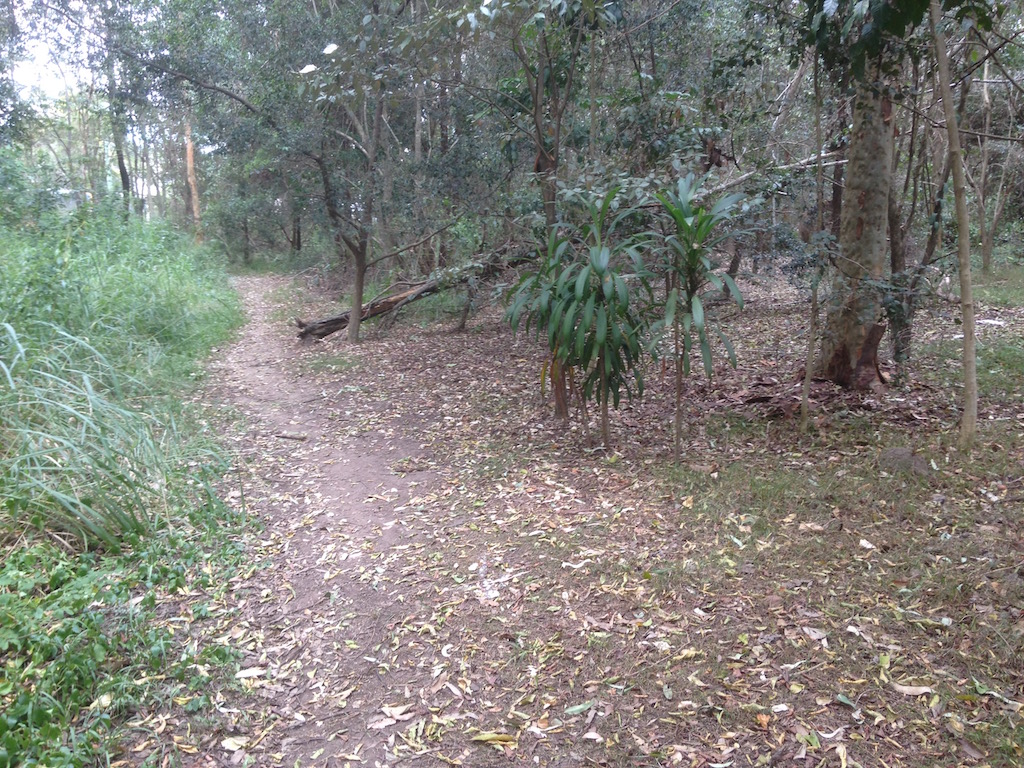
(652, 174, 744, 463)
(508, 188, 651, 445)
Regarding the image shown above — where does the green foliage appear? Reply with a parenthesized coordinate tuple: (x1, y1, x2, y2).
(651, 174, 743, 463)
(508, 188, 650, 442)
(0, 544, 118, 767)
(974, 264, 1024, 308)
(0, 494, 251, 767)
(0, 324, 169, 549)
(788, 0, 999, 79)
(0, 201, 245, 765)
(653, 174, 743, 378)
(0, 206, 241, 546)
(0, 206, 241, 385)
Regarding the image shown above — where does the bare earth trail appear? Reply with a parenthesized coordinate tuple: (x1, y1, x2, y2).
(199, 275, 455, 767)
(197, 274, 608, 768)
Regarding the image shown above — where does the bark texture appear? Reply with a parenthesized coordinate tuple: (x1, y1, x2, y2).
(185, 121, 203, 242)
(818, 78, 893, 389)
(930, 0, 977, 450)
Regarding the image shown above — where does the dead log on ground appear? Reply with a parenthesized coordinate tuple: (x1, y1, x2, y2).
(295, 248, 536, 341)
(296, 280, 441, 339)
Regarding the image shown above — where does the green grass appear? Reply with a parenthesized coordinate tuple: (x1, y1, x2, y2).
(978, 339, 1024, 398)
(0, 203, 247, 765)
(974, 264, 1024, 307)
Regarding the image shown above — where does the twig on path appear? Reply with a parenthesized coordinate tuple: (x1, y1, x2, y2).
(273, 431, 309, 441)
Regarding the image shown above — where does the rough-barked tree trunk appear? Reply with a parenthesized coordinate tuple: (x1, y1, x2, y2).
(887, 191, 912, 369)
(818, 75, 893, 389)
(185, 120, 203, 242)
(830, 88, 848, 238)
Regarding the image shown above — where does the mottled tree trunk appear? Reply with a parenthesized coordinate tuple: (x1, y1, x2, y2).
(185, 120, 203, 243)
(722, 237, 740, 297)
(887, 192, 912, 370)
(818, 77, 893, 389)
(535, 148, 558, 229)
(830, 93, 848, 238)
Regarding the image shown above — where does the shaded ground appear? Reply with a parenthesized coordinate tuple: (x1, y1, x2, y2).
(144, 273, 1022, 767)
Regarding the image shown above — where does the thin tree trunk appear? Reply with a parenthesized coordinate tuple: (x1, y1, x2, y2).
(598, 351, 610, 446)
(977, 59, 993, 273)
(970, 58, 1014, 274)
(930, 0, 977, 451)
(185, 120, 203, 242)
(348, 95, 385, 344)
(802, 56, 823, 431)
(589, 38, 599, 163)
(722, 237, 740, 290)
(103, 21, 131, 215)
(112, 131, 131, 213)
(294, 212, 302, 251)
(242, 218, 251, 264)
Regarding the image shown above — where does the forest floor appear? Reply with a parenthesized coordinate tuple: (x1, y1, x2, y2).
(144, 271, 1022, 768)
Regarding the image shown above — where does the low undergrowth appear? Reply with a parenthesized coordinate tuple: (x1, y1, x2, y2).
(0, 203, 247, 766)
(278, 273, 1023, 766)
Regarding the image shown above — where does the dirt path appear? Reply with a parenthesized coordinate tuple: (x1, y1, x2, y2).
(201, 275, 454, 766)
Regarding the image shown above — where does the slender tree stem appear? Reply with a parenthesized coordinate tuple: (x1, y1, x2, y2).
(930, 0, 978, 451)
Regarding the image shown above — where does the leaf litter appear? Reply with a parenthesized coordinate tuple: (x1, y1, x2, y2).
(127, 274, 1022, 768)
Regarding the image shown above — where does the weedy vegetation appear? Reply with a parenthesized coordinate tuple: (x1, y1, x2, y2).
(0, 199, 246, 767)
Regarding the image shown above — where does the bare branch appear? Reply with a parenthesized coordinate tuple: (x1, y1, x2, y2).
(365, 221, 459, 268)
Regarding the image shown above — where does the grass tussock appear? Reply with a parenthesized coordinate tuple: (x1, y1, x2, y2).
(0, 202, 246, 766)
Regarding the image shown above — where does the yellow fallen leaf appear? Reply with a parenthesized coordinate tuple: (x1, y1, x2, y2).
(682, 496, 694, 509)
(470, 732, 516, 743)
(222, 736, 249, 751)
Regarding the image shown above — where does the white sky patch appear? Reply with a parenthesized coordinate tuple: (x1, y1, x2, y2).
(12, 38, 79, 99)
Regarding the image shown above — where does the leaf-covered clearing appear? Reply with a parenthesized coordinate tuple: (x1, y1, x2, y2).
(137, 273, 1022, 768)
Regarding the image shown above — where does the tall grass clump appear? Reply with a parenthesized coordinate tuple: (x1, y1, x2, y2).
(0, 197, 245, 765)
(0, 204, 241, 545)
(0, 323, 170, 548)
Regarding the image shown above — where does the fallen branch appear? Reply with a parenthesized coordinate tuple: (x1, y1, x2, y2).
(296, 279, 442, 339)
(295, 248, 535, 340)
